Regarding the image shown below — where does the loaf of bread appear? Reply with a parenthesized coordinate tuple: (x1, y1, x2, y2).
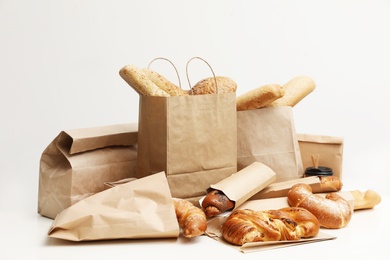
(119, 65, 170, 96)
(287, 183, 352, 228)
(350, 190, 381, 210)
(189, 76, 237, 95)
(319, 176, 343, 191)
(141, 67, 189, 96)
(201, 190, 235, 218)
(173, 198, 207, 238)
(266, 76, 316, 107)
(221, 207, 319, 246)
(236, 84, 285, 111)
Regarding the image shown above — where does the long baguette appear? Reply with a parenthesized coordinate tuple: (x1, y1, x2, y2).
(236, 84, 285, 111)
(266, 76, 316, 107)
(141, 67, 189, 96)
(119, 65, 170, 96)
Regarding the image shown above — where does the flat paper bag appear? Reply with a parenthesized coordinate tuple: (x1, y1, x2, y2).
(48, 172, 180, 241)
(136, 93, 237, 202)
(38, 123, 138, 219)
(207, 162, 276, 210)
(297, 133, 344, 179)
(237, 106, 303, 182)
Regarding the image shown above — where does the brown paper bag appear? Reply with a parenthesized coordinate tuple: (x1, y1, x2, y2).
(205, 162, 276, 210)
(38, 123, 138, 219)
(237, 106, 303, 182)
(297, 133, 344, 179)
(48, 172, 180, 241)
(136, 93, 237, 203)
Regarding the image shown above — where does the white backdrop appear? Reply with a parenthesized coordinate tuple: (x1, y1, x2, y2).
(1, 0, 389, 217)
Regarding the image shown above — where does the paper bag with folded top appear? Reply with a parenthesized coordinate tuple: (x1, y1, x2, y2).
(48, 172, 179, 241)
(38, 123, 138, 219)
(297, 133, 344, 180)
(237, 106, 304, 182)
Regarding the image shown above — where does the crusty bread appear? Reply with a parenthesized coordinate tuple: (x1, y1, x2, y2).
(350, 190, 381, 210)
(141, 67, 189, 96)
(266, 76, 316, 107)
(236, 84, 285, 111)
(222, 207, 319, 245)
(119, 65, 170, 96)
(201, 189, 235, 218)
(287, 183, 352, 228)
(173, 198, 207, 238)
(189, 76, 237, 95)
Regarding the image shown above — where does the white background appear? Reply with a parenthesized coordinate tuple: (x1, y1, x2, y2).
(1, 0, 389, 259)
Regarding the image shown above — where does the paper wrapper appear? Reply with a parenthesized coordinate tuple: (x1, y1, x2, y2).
(48, 172, 180, 241)
(205, 162, 276, 210)
(249, 176, 342, 200)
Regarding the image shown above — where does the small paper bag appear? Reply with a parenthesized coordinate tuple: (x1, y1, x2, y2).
(38, 123, 138, 219)
(297, 133, 344, 179)
(237, 107, 303, 182)
(137, 93, 237, 203)
(206, 162, 276, 210)
(48, 172, 180, 241)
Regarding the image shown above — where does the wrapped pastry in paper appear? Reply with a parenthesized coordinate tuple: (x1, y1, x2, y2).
(201, 162, 276, 215)
(48, 172, 180, 241)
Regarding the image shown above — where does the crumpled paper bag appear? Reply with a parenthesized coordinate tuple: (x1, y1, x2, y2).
(48, 172, 180, 241)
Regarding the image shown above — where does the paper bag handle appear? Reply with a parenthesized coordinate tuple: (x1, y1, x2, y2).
(186, 56, 218, 94)
(148, 57, 182, 88)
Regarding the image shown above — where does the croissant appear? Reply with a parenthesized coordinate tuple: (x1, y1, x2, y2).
(287, 183, 352, 228)
(173, 198, 207, 238)
(221, 207, 319, 246)
(201, 189, 235, 218)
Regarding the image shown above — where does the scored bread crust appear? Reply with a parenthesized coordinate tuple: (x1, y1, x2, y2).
(236, 84, 285, 111)
(222, 207, 319, 246)
(189, 76, 237, 95)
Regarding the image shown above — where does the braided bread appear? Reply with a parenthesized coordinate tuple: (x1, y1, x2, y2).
(221, 207, 319, 246)
(201, 189, 235, 218)
(173, 198, 207, 238)
(287, 183, 352, 228)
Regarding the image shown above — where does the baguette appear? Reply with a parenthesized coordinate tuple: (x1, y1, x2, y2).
(266, 76, 316, 107)
(189, 76, 237, 95)
(141, 67, 189, 96)
(236, 84, 285, 111)
(119, 65, 170, 96)
(350, 190, 381, 210)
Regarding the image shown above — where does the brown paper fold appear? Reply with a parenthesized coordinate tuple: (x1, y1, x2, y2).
(208, 162, 276, 209)
(48, 172, 180, 241)
(38, 123, 138, 219)
(249, 176, 341, 200)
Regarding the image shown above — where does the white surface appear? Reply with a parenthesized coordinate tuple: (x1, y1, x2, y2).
(1, 0, 389, 259)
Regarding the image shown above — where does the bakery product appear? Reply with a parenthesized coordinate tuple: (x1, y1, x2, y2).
(173, 198, 207, 238)
(319, 175, 343, 191)
(236, 84, 285, 111)
(119, 65, 170, 96)
(221, 207, 319, 246)
(141, 67, 189, 96)
(266, 76, 316, 107)
(350, 190, 381, 210)
(189, 76, 237, 95)
(287, 183, 352, 228)
(201, 189, 235, 218)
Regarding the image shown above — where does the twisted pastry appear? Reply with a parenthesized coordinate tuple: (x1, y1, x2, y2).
(173, 198, 207, 238)
(221, 207, 319, 246)
(201, 189, 235, 218)
(287, 183, 352, 228)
